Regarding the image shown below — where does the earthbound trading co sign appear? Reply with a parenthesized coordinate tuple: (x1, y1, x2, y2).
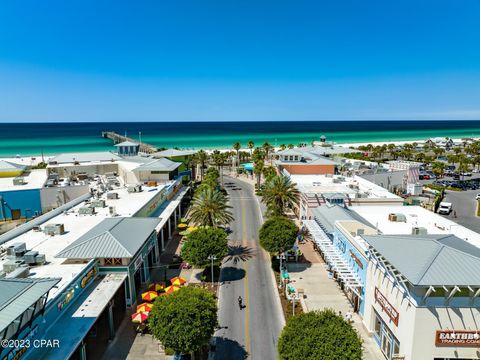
(435, 330, 480, 347)
(374, 287, 399, 326)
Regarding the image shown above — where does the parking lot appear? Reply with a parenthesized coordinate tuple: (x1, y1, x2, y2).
(439, 189, 480, 233)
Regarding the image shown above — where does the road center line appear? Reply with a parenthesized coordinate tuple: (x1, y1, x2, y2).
(240, 196, 251, 359)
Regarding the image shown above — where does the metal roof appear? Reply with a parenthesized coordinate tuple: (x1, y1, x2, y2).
(114, 141, 139, 147)
(48, 152, 122, 164)
(152, 149, 197, 158)
(0, 160, 26, 171)
(276, 149, 304, 156)
(133, 158, 181, 172)
(363, 234, 480, 286)
(55, 217, 160, 259)
(0, 278, 60, 333)
(312, 205, 372, 234)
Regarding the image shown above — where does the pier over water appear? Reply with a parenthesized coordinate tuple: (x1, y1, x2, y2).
(102, 131, 158, 154)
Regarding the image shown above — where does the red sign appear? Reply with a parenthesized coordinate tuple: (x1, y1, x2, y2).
(374, 287, 399, 326)
(435, 330, 480, 347)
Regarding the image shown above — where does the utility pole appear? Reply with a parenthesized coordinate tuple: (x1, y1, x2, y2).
(208, 255, 217, 283)
(277, 252, 286, 288)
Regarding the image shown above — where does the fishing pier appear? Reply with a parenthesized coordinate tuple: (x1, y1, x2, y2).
(101, 131, 158, 154)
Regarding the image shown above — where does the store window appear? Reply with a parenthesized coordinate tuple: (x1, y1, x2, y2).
(373, 310, 400, 360)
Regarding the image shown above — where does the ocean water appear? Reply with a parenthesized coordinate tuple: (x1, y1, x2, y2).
(0, 121, 480, 157)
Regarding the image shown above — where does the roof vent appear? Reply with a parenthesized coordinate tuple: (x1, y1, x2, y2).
(412, 227, 428, 235)
(388, 213, 406, 222)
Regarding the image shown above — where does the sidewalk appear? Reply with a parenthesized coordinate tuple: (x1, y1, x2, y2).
(287, 241, 384, 360)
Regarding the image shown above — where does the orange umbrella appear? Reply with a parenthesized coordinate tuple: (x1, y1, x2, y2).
(164, 285, 181, 294)
(136, 303, 153, 313)
(131, 311, 149, 323)
(141, 291, 158, 302)
(170, 277, 187, 286)
(148, 283, 165, 292)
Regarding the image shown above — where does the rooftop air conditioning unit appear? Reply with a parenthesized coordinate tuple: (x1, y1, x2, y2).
(13, 177, 25, 186)
(44, 224, 65, 236)
(412, 227, 428, 235)
(79, 206, 95, 215)
(24, 251, 39, 265)
(35, 254, 46, 265)
(6, 265, 30, 279)
(3, 260, 24, 273)
(91, 199, 106, 208)
(109, 206, 116, 217)
(107, 192, 119, 200)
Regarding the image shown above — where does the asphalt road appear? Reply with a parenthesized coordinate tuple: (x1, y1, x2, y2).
(441, 189, 480, 233)
(214, 176, 284, 360)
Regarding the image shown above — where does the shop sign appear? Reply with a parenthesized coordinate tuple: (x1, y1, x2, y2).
(435, 330, 480, 347)
(374, 287, 399, 326)
(349, 250, 364, 269)
(57, 288, 75, 311)
(392, 356, 405, 360)
(80, 267, 97, 288)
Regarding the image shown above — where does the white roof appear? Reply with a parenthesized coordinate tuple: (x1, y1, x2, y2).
(114, 141, 139, 147)
(351, 205, 480, 248)
(291, 174, 402, 200)
(0, 169, 47, 191)
(0, 160, 26, 172)
(152, 149, 197, 157)
(48, 152, 122, 164)
(133, 158, 181, 172)
(0, 182, 167, 300)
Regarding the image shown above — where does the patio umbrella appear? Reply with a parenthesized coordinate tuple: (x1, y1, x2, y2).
(148, 283, 165, 292)
(170, 277, 187, 286)
(164, 285, 181, 294)
(131, 311, 149, 323)
(141, 291, 158, 302)
(136, 303, 153, 313)
(178, 223, 188, 229)
(187, 227, 197, 232)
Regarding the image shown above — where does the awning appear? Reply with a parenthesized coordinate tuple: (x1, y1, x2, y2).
(31, 273, 127, 360)
(304, 220, 363, 289)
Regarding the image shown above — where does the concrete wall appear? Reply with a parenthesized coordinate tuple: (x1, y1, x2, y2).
(0, 188, 42, 219)
(363, 263, 480, 360)
(48, 163, 119, 177)
(40, 184, 90, 212)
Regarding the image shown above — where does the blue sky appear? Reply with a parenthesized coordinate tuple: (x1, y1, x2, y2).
(0, 0, 479, 122)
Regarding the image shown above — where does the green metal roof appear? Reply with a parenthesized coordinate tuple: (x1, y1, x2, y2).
(55, 217, 160, 259)
(363, 234, 480, 287)
(0, 278, 60, 333)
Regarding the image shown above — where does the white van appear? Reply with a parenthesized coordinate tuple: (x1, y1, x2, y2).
(438, 202, 452, 215)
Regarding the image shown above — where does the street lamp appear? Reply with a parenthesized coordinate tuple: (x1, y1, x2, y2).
(208, 255, 217, 283)
(276, 252, 286, 288)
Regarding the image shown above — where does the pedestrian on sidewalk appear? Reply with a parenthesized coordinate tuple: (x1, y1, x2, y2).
(238, 296, 243, 309)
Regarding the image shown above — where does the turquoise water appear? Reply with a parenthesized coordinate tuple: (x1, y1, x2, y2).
(0, 121, 479, 157)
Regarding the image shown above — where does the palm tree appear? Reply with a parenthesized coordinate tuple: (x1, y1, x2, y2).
(253, 160, 264, 189)
(233, 142, 241, 168)
(189, 188, 233, 227)
(287, 144, 294, 149)
(212, 151, 228, 183)
(247, 141, 255, 156)
(195, 150, 208, 181)
(279, 144, 286, 151)
(262, 142, 273, 162)
(261, 175, 300, 216)
(431, 162, 445, 178)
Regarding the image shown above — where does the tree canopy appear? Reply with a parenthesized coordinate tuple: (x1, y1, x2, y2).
(189, 187, 233, 227)
(148, 286, 218, 356)
(261, 175, 300, 216)
(181, 227, 228, 266)
(259, 216, 298, 254)
(278, 309, 362, 360)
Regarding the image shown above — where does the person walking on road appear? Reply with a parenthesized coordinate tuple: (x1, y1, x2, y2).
(238, 296, 243, 310)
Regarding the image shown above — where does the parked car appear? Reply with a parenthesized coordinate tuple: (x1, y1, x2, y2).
(438, 202, 452, 215)
(476, 193, 480, 200)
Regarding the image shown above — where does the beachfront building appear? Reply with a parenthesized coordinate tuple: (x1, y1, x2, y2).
(0, 171, 189, 360)
(152, 148, 197, 179)
(114, 141, 140, 156)
(132, 158, 182, 182)
(362, 234, 480, 360)
(276, 149, 337, 175)
(289, 174, 404, 219)
(0, 160, 26, 178)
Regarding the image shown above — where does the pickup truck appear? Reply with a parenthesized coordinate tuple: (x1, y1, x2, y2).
(438, 202, 452, 215)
